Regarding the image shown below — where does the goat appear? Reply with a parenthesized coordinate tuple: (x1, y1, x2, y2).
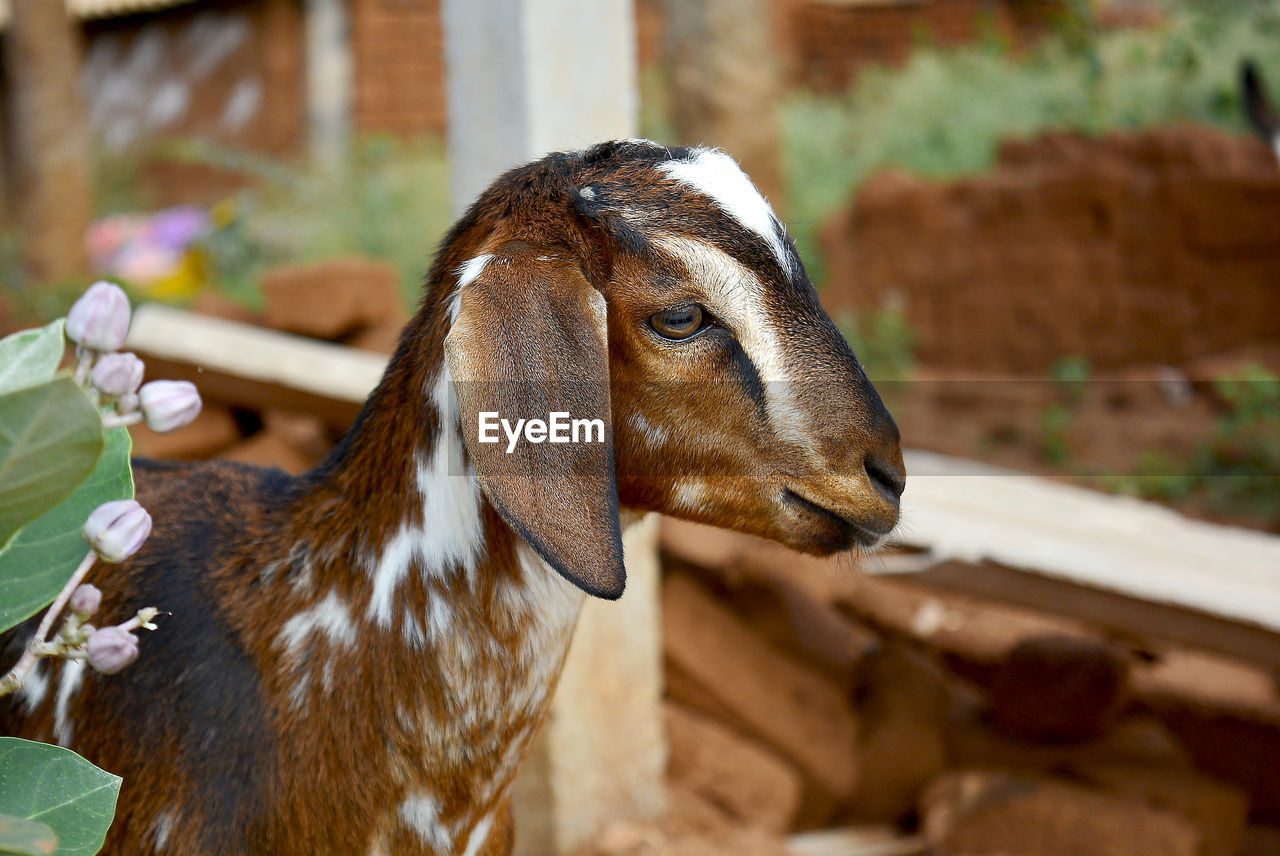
(1, 140, 904, 856)
(1243, 58, 1280, 161)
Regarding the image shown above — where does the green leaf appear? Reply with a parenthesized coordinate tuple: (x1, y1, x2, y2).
(0, 379, 104, 552)
(0, 814, 57, 856)
(0, 428, 132, 635)
(0, 739, 120, 856)
(0, 321, 67, 397)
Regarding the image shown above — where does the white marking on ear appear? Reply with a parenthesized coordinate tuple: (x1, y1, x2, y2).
(19, 661, 48, 715)
(54, 660, 84, 747)
(398, 794, 452, 852)
(461, 812, 495, 856)
(278, 589, 357, 653)
(658, 148, 793, 278)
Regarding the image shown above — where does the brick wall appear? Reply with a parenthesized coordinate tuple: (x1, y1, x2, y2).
(820, 127, 1280, 372)
(350, 0, 446, 137)
(789, 0, 1026, 92)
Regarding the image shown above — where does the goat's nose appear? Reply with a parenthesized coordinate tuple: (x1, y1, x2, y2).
(864, 451, 906, 504)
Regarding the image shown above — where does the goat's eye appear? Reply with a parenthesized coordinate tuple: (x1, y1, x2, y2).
(651, 305, 704, 340)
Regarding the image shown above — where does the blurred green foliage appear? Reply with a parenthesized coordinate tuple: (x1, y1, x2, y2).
(782, 2, 1280, 284)
(1107, 365, 1280, 529)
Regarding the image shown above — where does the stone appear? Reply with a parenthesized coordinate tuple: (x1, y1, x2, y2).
(1069, 762, 1249, 856)
(922, 770, 1200, 856)
(662, 572, 860, 802)
(664, 703, 802, 834)
(130, 405, 240, 460)
(221, 431, 316, 474)
(261, 257, 405, 340)
(990, 634, 1131, 741)
(848, 643, 949, 824)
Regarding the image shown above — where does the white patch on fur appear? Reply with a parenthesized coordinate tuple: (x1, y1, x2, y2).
(278, 589, 357, 653)
(19, 661, 49, 715)
(461, 812, 495, 856)
(367, 366, 484, 626)
(655, 235, 819, 461)
(671, 480, 711, 515)
(456, 254, 492, 291)
(399, 794, 452, 852)
(153, 810, 175, 850)
(658, 147, 793, 277)
(629, 411, 668, 447)
(53, 660, 84, 747)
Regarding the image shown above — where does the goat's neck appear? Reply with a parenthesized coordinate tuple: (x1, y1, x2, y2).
(263, 307, 586, 850)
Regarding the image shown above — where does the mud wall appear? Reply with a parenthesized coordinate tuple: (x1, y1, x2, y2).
(821, 126, 1280, 373)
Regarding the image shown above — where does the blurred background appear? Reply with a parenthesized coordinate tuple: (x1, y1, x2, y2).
(3, 1, 1280, 854)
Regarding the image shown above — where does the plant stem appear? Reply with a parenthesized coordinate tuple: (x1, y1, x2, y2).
(0, 550, 97, 697)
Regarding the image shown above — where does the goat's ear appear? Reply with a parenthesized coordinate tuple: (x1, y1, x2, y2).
(444, 248, 625, 599)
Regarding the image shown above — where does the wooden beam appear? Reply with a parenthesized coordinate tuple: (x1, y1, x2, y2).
(893, 450, 1280, 633)
(125, 303, 387, 427)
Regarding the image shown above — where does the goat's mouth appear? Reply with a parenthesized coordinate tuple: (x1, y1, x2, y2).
(781, 488, 893, 552)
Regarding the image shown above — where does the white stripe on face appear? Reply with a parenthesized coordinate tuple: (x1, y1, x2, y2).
(654, 235, 819, 462)
(657, 148, 793, 279)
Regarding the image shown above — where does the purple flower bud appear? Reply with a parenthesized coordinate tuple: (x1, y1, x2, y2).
(90, 352, 145, 397)
(116, 393, 140, 415)
(87, 626, 139, 675)
(66, 281, 131, 352)
(70, 584, 102, 617)
(83, 499, 151, 563)
(138, 380, 201, 433)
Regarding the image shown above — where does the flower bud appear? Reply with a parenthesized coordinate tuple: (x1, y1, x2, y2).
(83, 499, 151, 563)
(116, 393, 140, 415)
(138, 380, 201, 433)
(87, 626, 139, 675)
(70, 584, 102, 617)
(90, 352, 145, 397)
(66, 281, 131, 352)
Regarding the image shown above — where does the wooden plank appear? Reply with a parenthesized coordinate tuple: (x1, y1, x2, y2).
(125, 303, 387, 426)
(912, 560, 1280, 672)
(892, 450, 1280, 636)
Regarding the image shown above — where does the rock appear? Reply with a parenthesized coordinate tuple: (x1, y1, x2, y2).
(1241, 825, 1280, 856)
(946, 710, 1194, 776)
(344, 322, 403, 355)
(990, 634, 1131, 741)
(1068, 762, 1249, 856)
(922, 770, 1200, 856)
(261, 258, 405, 340)
(220, 430, 316, 474)
(262, 410, 332, 464)
(130, 405, 240, 460)
(662, 572, 861, 803)
(664, 703, 802, 833)
(190, 291, 261, 326)
(848, 643, 948, 824)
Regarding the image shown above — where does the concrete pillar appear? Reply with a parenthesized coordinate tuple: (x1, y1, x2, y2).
(441, 8, 660, 851)
(441, 0, 638, 214)
(509, 516, 667, 856)
(304, 0, 352, 168)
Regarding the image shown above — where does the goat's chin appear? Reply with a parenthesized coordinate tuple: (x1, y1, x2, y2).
(776, 489, 894, 554)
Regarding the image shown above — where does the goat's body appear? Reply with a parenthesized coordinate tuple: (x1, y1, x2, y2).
(1, 334, 585, 855)
(2, 140, 906, 856)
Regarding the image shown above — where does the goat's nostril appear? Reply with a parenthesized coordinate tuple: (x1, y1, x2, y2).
(865, 455, 906, 503)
